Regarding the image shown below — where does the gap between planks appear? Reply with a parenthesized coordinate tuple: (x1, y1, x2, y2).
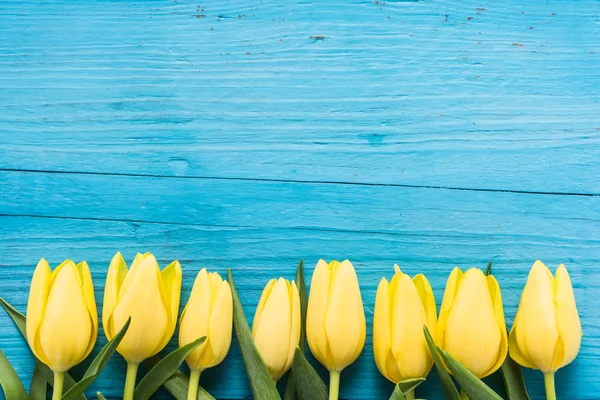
(1, 167, 598, 197)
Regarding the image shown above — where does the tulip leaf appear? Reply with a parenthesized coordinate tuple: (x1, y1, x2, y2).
(96, 392, 107, 400)
(0, 349, 27, 400)
(228, 269, 281, 400)
(133, 337, 206, 400)
(296, 259, 307, 353)
(485, 261, 492, 276)
(283, 378, 297, 400)
(142, 356, 216, 400)
(423, 326, 460, 400)
(388, 378, 425, 400)
(290, 347, 327, 400)
(500, 356, 531, 400)
(0, 297, 86, 400)
(438, 350, 503, 400)
(61, 318, 131, 400)
(29, 364, 47, 400)
(390, 378, 425, 400)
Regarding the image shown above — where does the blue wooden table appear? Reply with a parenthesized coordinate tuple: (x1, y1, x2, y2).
(1, 0, 599, 399)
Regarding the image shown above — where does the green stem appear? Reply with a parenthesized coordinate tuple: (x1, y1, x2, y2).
(459, 389, 469, 400)
(123, 362, 139, 400)
(544, 372, 556, 400)
(405, 388, 415, 400)
(187, 369, 202, 400)
(52, 371, 65, 400)
(329, 370, 341, 400)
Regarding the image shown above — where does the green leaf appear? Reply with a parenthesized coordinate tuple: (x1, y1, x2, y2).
(29, 364, 47, 400)
(500, 356, 531, 400)
(141, 357, 215, 400)
(96, 392, 107, 400)
(438, 350, 503, 400)
(133, 337, 205, 400)
(485, 261, 492, 276)
(389, 385, 406, 400)
(423, 326, 460, 400)
(0, 349, 27, 400)
(290, 347, 327, 400)
(228, 269, 281, 400)
(0, 297, 86, 400)
(295, 259, 307, 353)
(388, 378, 425, 400)
(283, 376, 297, 400)
(61, 318, 131, 400)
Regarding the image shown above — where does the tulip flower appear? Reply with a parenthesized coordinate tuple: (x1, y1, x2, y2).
(103, 252, 182, 400)
(509, 261, 582, 400)
(27, 258, 98, 400)
(252, 278, 301, 381)
(437, 267, 507, 381)
(373, 265, 437, 400)
(307, 259, 366, 400)
(179, 269, 233, 400)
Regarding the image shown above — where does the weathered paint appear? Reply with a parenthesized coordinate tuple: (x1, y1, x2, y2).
(0, 0, 598, 399)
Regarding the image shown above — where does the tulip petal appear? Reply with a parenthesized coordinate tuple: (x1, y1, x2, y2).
(514, 261, 559, 372)
(373, 278, 392, 382)
(117, 253, 147, 300)
(77, 261, 98, 360)
(180, 269, 212, 369)
(102, 252, 128, 339)
(553, 264, 582, 371)
(287, 281, 301, 369)
(26, 258, 52, 366)
(161, 261, 182, 326)
(307, 259, 332, 369)
(207, 281, 233, 368)
(39, 262, 93, 371)
(112, 255, 169, 363)
(390, 274, 432, 380)
(437, 267, 463, 346)
(483, 275, 507, 376)
(324, 260, 366, 371)
(443, 269, 502, 378)
(252, 279, 276, 334)
(413, 274, 437, 340)
(253, 278, 293, 379)
(508, 326, 536, 369)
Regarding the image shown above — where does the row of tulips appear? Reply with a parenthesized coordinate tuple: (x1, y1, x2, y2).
(0, 254, 582, 400)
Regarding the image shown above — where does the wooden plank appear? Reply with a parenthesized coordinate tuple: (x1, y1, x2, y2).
(1, 0, 599, 193)
(1, 171, 599, 398)
(0, 215, 598, 399)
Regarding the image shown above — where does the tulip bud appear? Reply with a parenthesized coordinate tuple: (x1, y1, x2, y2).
(26, 259, 98, 372)
(102, 252, 182, 363)
(373, 265, 437, 383)
(252, 278, 301, 380)
(307, 259, 366, 372)
(179, 268, 233, 371)
(437, 267, 507, 378)
(509, 261, 582, 373)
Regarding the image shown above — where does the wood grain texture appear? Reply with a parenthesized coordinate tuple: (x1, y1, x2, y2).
(1, 0, 599, 399)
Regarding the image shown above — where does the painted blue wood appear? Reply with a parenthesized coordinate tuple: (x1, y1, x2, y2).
(1, 0, 599, 399)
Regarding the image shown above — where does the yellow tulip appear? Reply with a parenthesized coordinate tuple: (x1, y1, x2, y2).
(103, 252, 181, 400)
(509, 261, 582, 400)
(252, 278, 301, 380)
(437, 267, 507, 379)
(26, 258, 98, 373)
(179, 268, 233, 370)
(179, 269, 232, 400)
(373, 265, 437, 384)
(307, 259, 365, 400)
